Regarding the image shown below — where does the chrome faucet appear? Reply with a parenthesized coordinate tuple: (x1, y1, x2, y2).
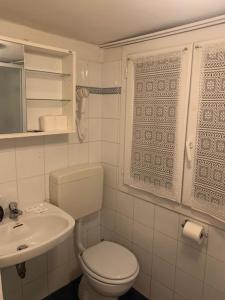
(9, 202, 22, 220)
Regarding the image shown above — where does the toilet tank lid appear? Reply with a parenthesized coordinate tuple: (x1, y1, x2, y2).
(50, 164, 103, 185)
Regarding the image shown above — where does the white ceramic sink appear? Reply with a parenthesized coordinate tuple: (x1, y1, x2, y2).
(0, 202, 75, 268)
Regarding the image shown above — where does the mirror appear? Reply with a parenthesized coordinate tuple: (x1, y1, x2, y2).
(0, 40, 25, 134)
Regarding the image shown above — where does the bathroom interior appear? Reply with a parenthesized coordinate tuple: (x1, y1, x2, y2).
(1, 1, 225, 300)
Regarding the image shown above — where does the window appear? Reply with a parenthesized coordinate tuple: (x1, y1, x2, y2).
(123, 46, 192, 202)
(183, 40, 225, 221)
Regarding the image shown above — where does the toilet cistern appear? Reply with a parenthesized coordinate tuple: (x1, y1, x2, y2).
(50, 164, 139, 300)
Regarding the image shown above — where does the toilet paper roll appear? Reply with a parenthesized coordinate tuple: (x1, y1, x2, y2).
(182, 221, 205, 244)
(39, 115, 56, 132)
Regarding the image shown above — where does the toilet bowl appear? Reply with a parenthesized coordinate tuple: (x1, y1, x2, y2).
(50, 164, 139, 300)
(78, 241, 139, 300)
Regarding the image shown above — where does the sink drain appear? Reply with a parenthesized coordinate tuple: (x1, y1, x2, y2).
(17, 244, 28, 251)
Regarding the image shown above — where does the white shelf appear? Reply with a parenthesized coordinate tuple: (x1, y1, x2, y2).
(25, 68, 71, 77)
(0, 129, 75, 140)
(26, 98, 72, 102)
(0, 37, 76, 138)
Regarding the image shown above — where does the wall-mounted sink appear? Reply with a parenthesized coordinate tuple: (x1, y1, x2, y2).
(0, 202, 75, 268)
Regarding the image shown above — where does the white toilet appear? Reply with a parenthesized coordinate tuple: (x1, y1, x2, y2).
(50, 164, 139, 300)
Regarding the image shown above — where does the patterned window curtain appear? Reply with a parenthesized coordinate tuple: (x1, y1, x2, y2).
(124, 47, 191, 202)
(187, 42, 225, 220)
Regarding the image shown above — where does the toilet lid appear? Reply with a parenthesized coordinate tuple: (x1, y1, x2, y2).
(82, 241, 138, 280)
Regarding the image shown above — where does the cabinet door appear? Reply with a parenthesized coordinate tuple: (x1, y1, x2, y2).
(123, 45, 193, 202)
(183, 40, 225, 221)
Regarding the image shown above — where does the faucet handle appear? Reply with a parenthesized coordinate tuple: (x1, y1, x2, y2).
(9, 202, 18, 212)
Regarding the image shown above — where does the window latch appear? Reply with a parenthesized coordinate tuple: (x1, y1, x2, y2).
(186, 141, 193, 163)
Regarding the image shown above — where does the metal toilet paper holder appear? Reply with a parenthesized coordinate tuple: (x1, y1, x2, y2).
(181, 219, 208, 239)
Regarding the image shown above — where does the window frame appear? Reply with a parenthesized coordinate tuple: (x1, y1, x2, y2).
(120, 44, 193, 203)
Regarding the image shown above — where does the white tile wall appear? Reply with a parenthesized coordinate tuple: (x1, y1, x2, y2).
(100, 56, 225, 300)
(0, 57, 103, 300)
(2, 46, 225, 300)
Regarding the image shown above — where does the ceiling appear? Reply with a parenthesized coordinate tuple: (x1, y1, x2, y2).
(0, 0, 225, 45)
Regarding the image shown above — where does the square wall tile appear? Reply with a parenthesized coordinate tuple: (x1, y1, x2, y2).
(155, 206, 179, 239)
(103, 164, 118, 188)
(45, 174, 50, 200)
(117, 191, 134, 218)
(153, 231, 177, 265)
(16, 146, 44, 179)
(132, 244, 152, 275)
(88, 94, 102, 118)
(205, 255, 225, 294)
(208, 226, 225, 262)
(176, 242, 206, 280)
(102, 61, 121, 87)
(175, 268, 203, 300)
(89, 119, 101, 141)
(100, 226, 112, 241)
(111, 233, 132, 250)
(102, 119, 119, 143)
(44, 144, 68, 173)
(0, 151, 16, 183)
(0, 180, 18, 209)
(102, 142, 119, 166)
(150, 280, 173, 300)
(133, 271, 151, 299)
(152, 255, 175, 289)
(88, 62, 102, 87)
(82, 211, 100, 229)
(87, 226, 100, 247)
(101, 208, 116, 231)
(102, 94, 120, 119)
(68, 142, 89, 166)
(76, 60, 88, 86)
(132, 221, 154, 252)
(103, 186, 117, 211)
(18, 175, 45, 207)
(134, 198, 154, 228)
(203, 284, 225, 300)
(115, 213, 133, 240)
(0, 139, 15, 153)
(89, 141, 102, 163)
(16, 136, 44, 148)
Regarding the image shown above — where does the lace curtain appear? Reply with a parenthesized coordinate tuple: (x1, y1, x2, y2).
(124, 47, 191, 202)
(189, 42, 225, 220)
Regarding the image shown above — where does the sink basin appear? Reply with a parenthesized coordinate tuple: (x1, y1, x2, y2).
(0, 202, 75, 268)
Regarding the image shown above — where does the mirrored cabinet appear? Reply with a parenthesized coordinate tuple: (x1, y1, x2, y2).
(0, 38, 76, 138)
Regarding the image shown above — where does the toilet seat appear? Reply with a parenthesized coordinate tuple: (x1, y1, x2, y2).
(80, 241, 139, 285)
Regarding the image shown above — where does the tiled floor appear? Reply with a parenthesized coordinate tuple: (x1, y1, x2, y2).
(43, 277, 147, 300)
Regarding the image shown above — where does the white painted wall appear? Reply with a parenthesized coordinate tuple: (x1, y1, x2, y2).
(101, 21, 225, 300)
